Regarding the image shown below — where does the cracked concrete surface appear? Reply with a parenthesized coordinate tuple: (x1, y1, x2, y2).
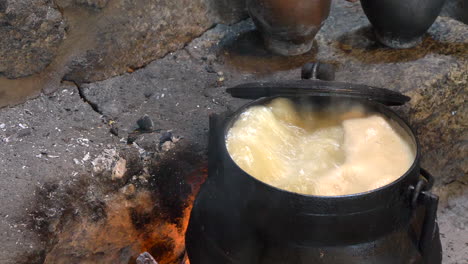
(0, 84, 117, 263)
(0, 1, 467, 263)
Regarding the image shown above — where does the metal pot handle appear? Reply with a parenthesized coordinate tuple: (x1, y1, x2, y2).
(409, 168, 439, 262)
(301, 62, 336, 81)
(208, 112, 233, 179)
(208, 113, 224, 178)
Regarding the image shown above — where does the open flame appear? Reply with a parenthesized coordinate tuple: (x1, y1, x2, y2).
(138, 167, 206, 264)
(41, 166, 208, 264)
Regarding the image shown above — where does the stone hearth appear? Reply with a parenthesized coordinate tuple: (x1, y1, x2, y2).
(0, 1, 466, 263)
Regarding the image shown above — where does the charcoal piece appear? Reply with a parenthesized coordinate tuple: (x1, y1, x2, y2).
(137, 115, 154, 132)
(110, 125, 119, 136)
(205, 65, 216, 73)
(159, 131, 173, 144)
(136, 252, 158, 264)
(127, 132, 138, 144)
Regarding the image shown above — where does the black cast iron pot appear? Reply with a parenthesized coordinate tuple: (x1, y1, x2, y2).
(360, 0, 447, 48)
(186, 63, 442, 264)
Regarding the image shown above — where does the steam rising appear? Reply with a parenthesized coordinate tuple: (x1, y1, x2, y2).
(226, 97, 415, 196)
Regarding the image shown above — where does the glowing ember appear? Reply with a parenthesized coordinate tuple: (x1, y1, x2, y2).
(42, 166, 207, 264)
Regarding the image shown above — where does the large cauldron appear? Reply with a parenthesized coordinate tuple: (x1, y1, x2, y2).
(186, 63, 442, 264)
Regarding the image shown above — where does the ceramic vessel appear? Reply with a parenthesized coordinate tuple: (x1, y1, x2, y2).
(247, 0, 332, 55)
(360, 0, 447, 48)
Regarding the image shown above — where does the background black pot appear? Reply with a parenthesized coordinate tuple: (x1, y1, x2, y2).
(360, 0, 447, 48)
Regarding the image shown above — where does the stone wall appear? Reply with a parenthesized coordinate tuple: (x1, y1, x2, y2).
(0, 0, 66, 78)
(0, 0, 247, 82)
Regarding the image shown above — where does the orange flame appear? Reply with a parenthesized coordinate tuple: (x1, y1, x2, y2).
(43, 166, 208, 264)
(137, 166, 207, 264)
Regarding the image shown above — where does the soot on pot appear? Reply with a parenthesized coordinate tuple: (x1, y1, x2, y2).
(225, 97, 416, 196)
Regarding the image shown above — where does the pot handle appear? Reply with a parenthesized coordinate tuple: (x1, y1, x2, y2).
(409, 168, 439, 262)
(301, 62, 336, 81)
(208, 113, 223, 178)
(208, 112, 232, 179)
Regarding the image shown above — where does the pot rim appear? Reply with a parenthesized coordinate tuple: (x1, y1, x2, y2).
(222, 95, 421, 200)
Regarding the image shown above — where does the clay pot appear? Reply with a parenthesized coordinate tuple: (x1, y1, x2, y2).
(360, 0, 447, 49)
(247, 0, 332, 56)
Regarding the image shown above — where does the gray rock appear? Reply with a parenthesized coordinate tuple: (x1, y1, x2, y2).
(159, 131, 173, 144)
(0, 0, 246, 106)
(0, 83, 116, 263)
(61, 0, 247, 83)
(433, 176, 468, 264)
(55, 0, 110, 9)
(75, 0, 109, 9)
(80, 49, 228, 148)
(206, 0, 247, 24)
(55, 0, 109, 8)
(441, 0, 468, 24)
(137, 115, 154, 132)
(0, 0, 66, 78)
(136, 252, 158, 264)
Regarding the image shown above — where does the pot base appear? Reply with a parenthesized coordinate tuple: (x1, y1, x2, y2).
(374, 30, 423, 49)
(263, 36, 314, 56)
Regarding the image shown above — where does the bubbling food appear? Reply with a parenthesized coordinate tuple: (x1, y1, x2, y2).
(225, 98, 416, 196)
